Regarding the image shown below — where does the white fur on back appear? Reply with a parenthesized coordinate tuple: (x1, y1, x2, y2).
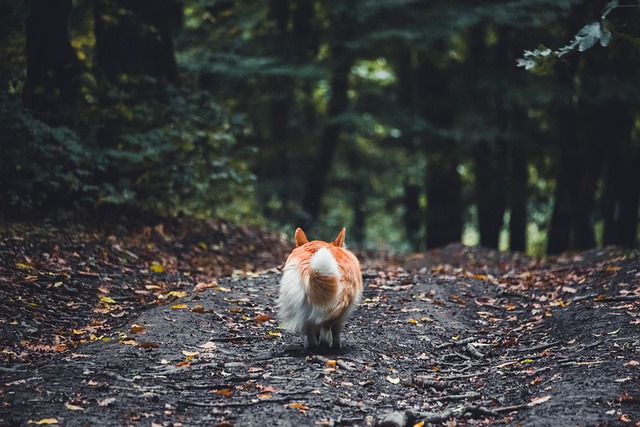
(310, 247, 339, 277)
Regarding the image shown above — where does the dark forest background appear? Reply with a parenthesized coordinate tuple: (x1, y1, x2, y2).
(1, 0, 639, 254)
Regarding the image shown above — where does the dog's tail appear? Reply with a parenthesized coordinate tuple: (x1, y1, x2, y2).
(307, 247, 340, 307)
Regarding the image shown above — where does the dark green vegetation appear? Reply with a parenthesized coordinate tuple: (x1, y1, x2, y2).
(1, 0, 640, 254)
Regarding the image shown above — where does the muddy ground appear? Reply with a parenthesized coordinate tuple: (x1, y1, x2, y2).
(0, 221, 639, 426)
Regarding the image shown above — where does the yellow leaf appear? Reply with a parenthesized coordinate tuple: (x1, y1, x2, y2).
(326, 359, 337, 367)
(150, 263, 164, 273)
(121, 339, 138, 346)
(258, 393, 272, 399)
(228, 307, 242, 313)
(28, 419, 58, 425)
(100, 296, 116, 304)
(166, 291, 187, 298)
(521, 359, 535, 364)
(267, 331, 281, 337)
(65, 403, 84, 411)
(15, 263, 33, 270)
(182, 350, 200, 359)
(408, 318, 418, 324)
(171, 304, 188, 309)
(413, 422, 425, 427)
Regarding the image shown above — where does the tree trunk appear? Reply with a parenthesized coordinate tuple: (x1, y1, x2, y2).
(509, 142, 528, 252)
(418, 50, 462, 249)
(300, 7, 352, 229)
(474, 140, 507, 249)
(601, 108, 638, 248)
(403, 181, 422, 251)
(547, 105, 604, 254)
(22, 0, 80, 116)
(425, 143, 462, 248)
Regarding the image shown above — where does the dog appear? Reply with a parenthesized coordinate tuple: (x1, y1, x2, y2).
(278, 227, 363, 349)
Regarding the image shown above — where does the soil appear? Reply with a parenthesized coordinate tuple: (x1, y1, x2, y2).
(0, 219, 639, 426)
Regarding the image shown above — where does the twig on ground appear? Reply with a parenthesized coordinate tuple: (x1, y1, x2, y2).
(415, 405, 498, 424)
(427, 392, 482, 402)
(312, 354, 356, 371)
(465, 343, 484, 359)
(516, 341, 561, 354)
(572, 294, 640, 303)
(436, 337, 478, 349)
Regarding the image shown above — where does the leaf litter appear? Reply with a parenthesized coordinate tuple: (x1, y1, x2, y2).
(1, 222, 639, 426)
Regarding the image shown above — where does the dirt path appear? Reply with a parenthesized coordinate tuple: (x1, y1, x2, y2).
(1, 227, 639, 426)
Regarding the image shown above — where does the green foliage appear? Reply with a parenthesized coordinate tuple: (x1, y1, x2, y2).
(0, 87, 255, 221)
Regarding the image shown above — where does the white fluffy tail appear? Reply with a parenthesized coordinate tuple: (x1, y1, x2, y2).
(310, 247, 339, 277)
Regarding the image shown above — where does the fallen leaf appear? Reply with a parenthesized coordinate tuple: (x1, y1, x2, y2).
(624, 360, 639, 366)
(27, 419, 58, 425)
(100, 296, 116, 304)
(171, 304, 189, 309)
(166, 291, 187, 298)
(258, 393, 272, 399)
(413, 422, 425, 427)
(120, 339, 138, 346)
(214, 389, 233, 396)
(528, 395, 551, 406)
(191, 305, 205, 313)
(200, 341, 217, 350)
(65, 403, 85, 411)
(254, 313, 273, 323)
(129, 324, 148, 334)
(386, 376, 400, 384)
(182, 350, 200, 359)
(150, 263, 164, 273)
(267, 331, 281, 337)
(285, 402, 309, 413)
(139, 341, 159, 349)
(194, 282, 217, 292)
(97, 397, 116, 407)
(326, 360, 337, 367)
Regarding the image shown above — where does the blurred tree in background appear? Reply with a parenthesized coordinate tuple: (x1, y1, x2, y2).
(0, 0, 639, 254)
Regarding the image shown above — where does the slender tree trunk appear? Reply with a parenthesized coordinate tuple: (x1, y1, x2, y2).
(601, 108, 638, 248)
(425, 143, 462, 248)
(23, 0, 80, 116)
(474, 140, 508, 249)
(300, 62, 350, 228)
(418, 50, 462, 248)
(403, 181, 422, 251)
(395, 48, 423, 251)
(509, 142, 528, 252)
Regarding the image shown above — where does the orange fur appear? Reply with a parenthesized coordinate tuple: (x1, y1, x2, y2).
(278, 228, 363, 349)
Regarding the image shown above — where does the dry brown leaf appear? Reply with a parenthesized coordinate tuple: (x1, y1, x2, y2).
(129, 324, 148, 334)
(528, 395, 551, 406)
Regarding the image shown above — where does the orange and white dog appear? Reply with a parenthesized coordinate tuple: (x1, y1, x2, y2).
(278, 228, 363, 349)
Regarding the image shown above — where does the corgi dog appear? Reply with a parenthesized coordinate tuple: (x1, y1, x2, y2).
(278, 227, 363, 349)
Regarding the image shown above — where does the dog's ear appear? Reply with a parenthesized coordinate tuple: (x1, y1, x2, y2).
(294, 228, 309, 247)
(332, 227, 346, 247)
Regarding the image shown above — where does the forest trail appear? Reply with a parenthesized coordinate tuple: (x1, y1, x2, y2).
(1, 221, 639, 426)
